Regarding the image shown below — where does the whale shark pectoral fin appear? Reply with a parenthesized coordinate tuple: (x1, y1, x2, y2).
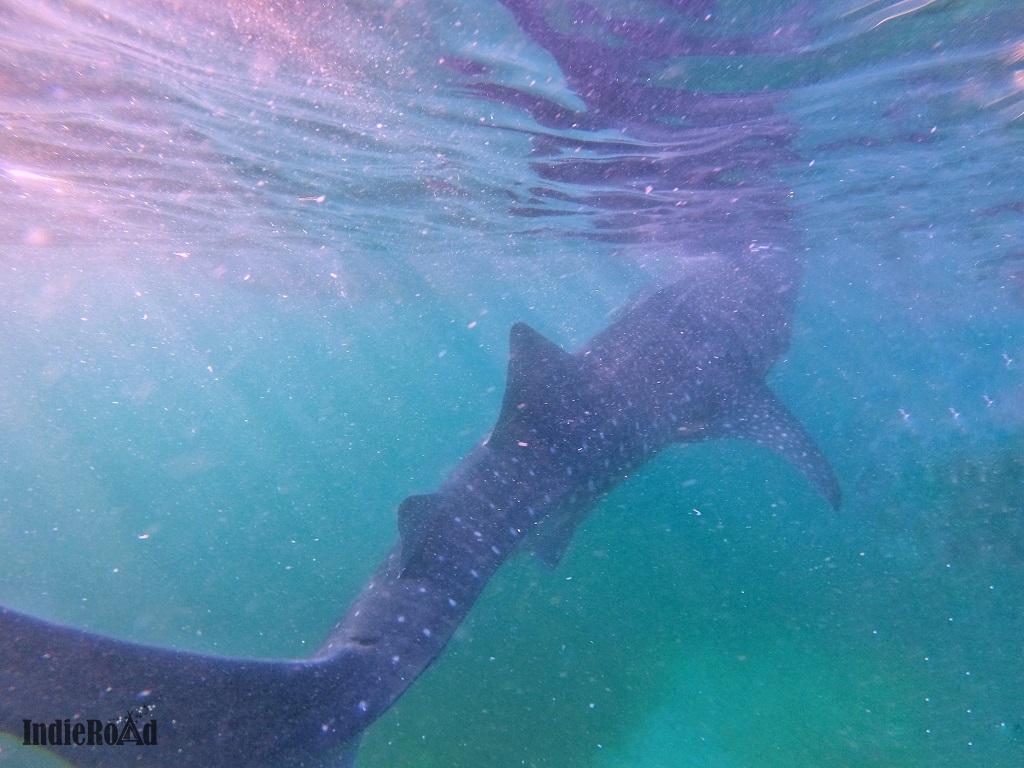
(397, 494, 443, 572)
(709, 380, 841, 509)
(330, 734, 362, 768)
(489, 322, 577, 449)
(528, 509, 579, 569)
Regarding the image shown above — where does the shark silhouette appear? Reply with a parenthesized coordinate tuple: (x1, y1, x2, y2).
(0, 252, 838, 767)
(1, 0, 840, 761)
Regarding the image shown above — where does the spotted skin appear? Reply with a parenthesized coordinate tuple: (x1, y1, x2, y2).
(0, 253, 837, 768)
(314, 251, 840, 750)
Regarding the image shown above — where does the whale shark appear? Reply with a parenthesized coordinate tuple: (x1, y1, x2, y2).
(0, 251, 838, 767)
(0, 0, 842, 764)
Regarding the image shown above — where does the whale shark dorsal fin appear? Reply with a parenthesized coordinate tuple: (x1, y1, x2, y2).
(708, 379, 841, 509)
(397, 493, 442, 571)
(509, 321, 568, 365)
(489, 322, 576, 449)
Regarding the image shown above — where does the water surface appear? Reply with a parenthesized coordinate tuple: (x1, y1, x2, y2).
(1, 1, 1023, 766)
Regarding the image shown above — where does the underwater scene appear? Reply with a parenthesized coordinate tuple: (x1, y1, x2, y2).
(0, 0, 1022, 766)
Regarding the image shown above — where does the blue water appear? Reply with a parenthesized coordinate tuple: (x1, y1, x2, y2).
(1, 0, 1023, 766)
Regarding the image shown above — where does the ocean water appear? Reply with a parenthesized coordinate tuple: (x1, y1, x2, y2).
(1, 1, 1023, 766)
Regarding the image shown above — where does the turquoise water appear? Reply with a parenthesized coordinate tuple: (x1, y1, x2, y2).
(1, 0, 1023, 766)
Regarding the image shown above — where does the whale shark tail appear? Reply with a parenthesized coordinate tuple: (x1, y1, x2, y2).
(0, 606, 365, 768)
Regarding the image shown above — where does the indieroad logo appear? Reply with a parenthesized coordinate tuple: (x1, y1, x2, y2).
(22, 706, 157, 747)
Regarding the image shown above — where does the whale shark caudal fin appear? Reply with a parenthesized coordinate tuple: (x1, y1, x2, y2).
(708, 378, 842, 509)
(0, 606, 365, 768)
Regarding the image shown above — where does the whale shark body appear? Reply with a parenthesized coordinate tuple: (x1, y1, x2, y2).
(0, 253, 838, 767)
(0, 0, 842, 765)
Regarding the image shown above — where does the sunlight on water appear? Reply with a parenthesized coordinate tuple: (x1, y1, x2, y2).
(1, 0, 1023, 766)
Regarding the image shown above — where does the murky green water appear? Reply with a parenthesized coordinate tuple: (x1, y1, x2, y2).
(1, 1, 1022, 766)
